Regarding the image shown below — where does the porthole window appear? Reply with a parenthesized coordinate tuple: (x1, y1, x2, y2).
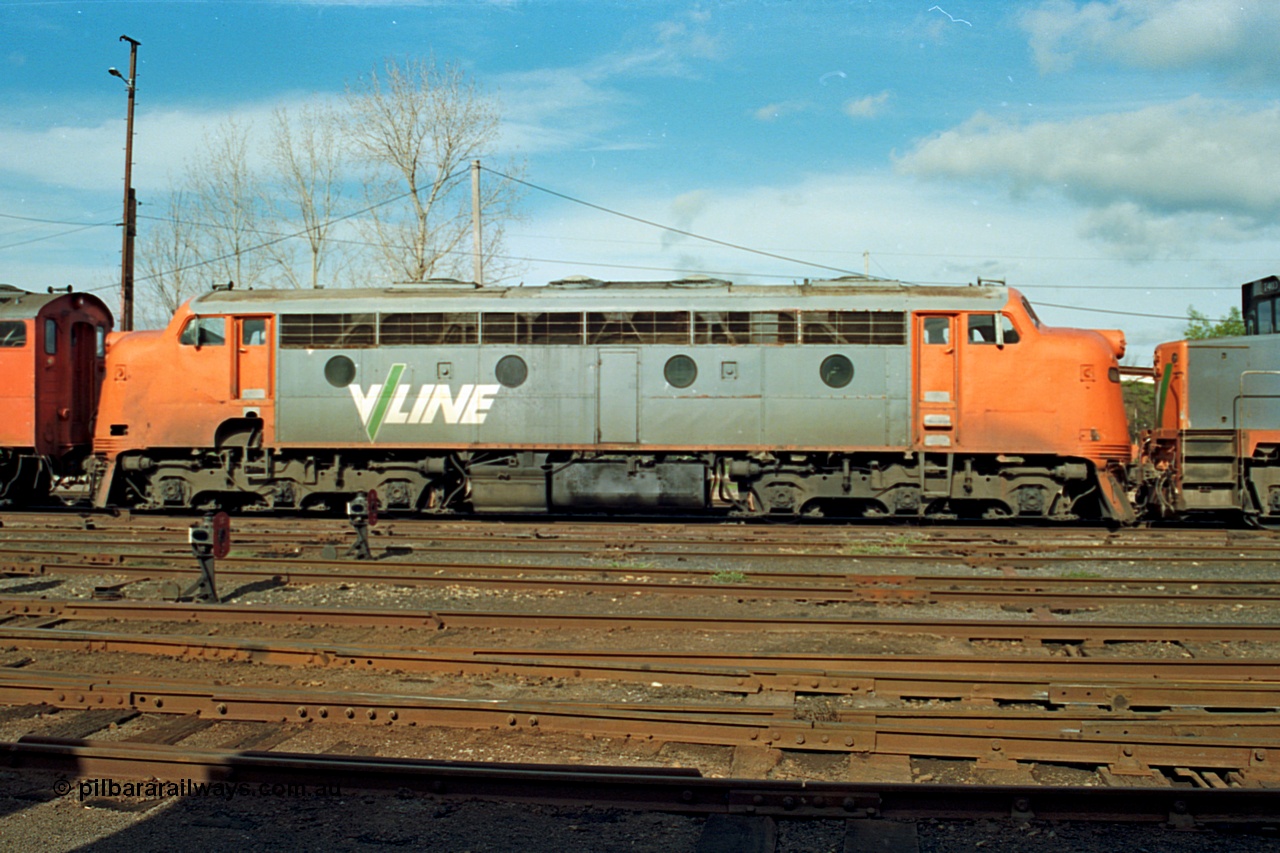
(324, 355, 357, 387)
(819, 354, 854, 388)
(495, 354, 528, 388)
(664, 354, 697, 388)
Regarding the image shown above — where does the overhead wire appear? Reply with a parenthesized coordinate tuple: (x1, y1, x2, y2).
(3, 166, 1254, 325)
(482, 166, 867, 279)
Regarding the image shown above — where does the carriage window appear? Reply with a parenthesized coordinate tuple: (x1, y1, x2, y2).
(586, 311, 689, 344)
(801, 311, 906, 345)
(482, 312, 583, 344)
(44, 319, 57, 354)
(694, 311, 798, 344)
(179, 316, 226, 347)
(0, 321, 25, 347)
(923, 317, 950, 345)
(281, 313, 376, 348)
(242, 318, 267, 346)
(379, 312, 478, 346)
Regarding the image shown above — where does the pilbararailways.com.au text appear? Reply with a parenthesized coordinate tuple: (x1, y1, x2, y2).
(57, 778, 342, 802)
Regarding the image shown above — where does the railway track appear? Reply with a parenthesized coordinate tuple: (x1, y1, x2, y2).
(3, 594, 1279, 787)
(3, 620, 1279, 708)
(5, 552, 1280, 608)
(2, 513, 1279, 841)
(6, 596, 1280, 642)
(2, 669, 1277, 783)
(3, 510, 1278, 555)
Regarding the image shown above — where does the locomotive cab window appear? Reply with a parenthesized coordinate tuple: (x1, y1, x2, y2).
(967, 314, 1020, 345)
(923, 317, 950, 345)
(0, 321, 26, 348)
(242, 318, 267, 346)
(179, 316, 226, 347)
(1246, 297, 1277, 335)
(44, 319, 57, 354)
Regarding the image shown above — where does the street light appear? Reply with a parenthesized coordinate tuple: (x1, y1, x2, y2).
(110, 35, 140, 332)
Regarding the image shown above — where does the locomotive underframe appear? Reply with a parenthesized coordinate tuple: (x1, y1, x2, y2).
(1138, 430, 1280, 524)
(94, 441, 1109, 521)
(0, 448, 53, 508)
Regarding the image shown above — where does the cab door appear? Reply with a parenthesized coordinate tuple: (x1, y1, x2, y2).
(915, 313, 958, 449)
(233, 316, 272, 403)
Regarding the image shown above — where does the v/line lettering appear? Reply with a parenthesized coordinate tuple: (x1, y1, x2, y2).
(349, 363, 500, 440)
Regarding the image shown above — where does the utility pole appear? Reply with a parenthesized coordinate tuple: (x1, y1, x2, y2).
(110, 35, 140, 331)
(471, 159, 483, 286)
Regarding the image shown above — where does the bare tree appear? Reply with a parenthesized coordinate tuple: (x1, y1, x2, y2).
(135, 189, 202, 326)
(344, 56, 523, 283)
(186, 119, 270, 290)
(264, 104, 350, 288)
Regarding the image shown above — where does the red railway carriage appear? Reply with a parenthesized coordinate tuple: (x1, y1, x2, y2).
(0, 285, 112, 504)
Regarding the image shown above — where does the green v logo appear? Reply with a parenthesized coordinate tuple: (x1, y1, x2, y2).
(353, 363, 405, 441)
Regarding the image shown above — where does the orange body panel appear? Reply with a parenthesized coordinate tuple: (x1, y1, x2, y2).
(1151, 341, 1188, 432)
(0, 321, 37, 449)
(910, 293, 1131, 470)
(95, 306, 275, 457)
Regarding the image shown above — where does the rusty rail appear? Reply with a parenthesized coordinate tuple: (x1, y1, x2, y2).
(2, 669, 1278, 783)
(8, 736, 1280, 821)
(3, 624, 1279, 709)
(6, 597, 1280, 643)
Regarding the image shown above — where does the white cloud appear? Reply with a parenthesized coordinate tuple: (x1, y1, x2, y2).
(0, 101, 290, 194)
(1021, 0, 1280, 78)
(505, 168, 1262, 355)
(752, 101, 808, 122)
(843, 92, 890, 120)
(492, 11, 720, 153)
(894, 97, 1280, 252)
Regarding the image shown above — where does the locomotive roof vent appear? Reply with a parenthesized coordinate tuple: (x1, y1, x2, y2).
(670, 275, 730, 287)
(547, 276, 605, 288)
(389, 278, 480, 289)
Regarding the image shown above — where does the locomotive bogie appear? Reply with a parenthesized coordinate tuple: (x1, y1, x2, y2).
(99, 447, 452, 513)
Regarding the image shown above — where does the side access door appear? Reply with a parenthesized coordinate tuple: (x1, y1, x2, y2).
(914, 313, 959, 449)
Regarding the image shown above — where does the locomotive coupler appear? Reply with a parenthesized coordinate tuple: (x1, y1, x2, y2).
(346, 490, 379, 560)
(185, 511, 229, 603)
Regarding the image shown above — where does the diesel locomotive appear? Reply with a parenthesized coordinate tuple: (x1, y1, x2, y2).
(0, 285, 112, 506)
(1138, 276, 1280, 525)
(85, 276, 1136, 522)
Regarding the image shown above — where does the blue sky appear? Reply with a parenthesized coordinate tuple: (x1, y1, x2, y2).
(3, 0, 1280, 358)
